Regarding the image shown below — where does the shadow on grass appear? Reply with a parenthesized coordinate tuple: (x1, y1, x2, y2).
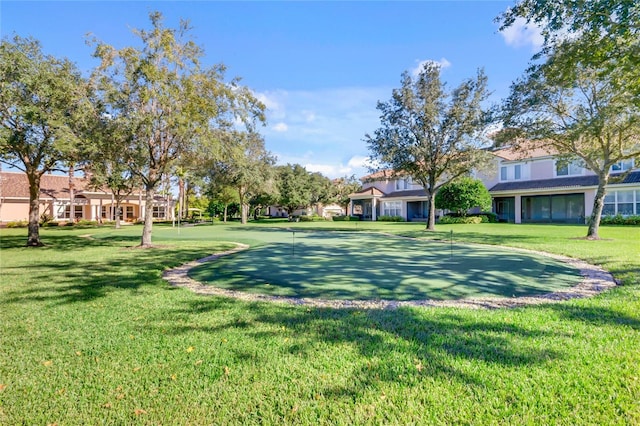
(1, 232, 232, 305)
(189, 234, 581, 301)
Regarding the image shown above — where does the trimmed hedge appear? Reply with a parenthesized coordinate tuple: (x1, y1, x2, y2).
(377, 215, 405, 222)
(332, 215, 360, 221)
(438, 216, 482, 224)
(599, 214, 640, 226)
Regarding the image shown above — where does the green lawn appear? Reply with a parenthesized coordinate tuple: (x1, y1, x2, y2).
(1, 222, 639, 424)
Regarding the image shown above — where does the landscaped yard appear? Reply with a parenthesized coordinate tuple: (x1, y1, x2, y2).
(1, 222, 639, 424)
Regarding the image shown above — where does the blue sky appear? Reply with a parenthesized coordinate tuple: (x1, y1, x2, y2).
(1, 1, 542, 178)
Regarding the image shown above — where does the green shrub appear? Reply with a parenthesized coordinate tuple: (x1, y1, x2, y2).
(332, 215, 360, 221)
(438, 216, 482, 224)
(6, 220, 28, 228)
(39, 214, 54, 227)
(377, 215, 405, 222)
(600, 214, 640, 226)
(76, 219, 99, 227)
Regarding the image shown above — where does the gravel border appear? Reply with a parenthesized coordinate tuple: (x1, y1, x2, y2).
(162, 239, 618, 310)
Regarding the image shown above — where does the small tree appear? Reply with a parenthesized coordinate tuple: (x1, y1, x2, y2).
(435, 177, 491, 216)
(366, 63, 492, 230)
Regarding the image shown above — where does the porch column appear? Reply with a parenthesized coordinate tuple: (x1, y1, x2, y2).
(515, 196, 522, 224)
(348, 200, 353, 216)
(372, 198, 378, 221)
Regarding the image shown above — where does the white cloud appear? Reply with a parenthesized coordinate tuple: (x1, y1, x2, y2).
(500, 17, 544, 50)
(411, 58, 452, 77)
(272, 122, 288, 132)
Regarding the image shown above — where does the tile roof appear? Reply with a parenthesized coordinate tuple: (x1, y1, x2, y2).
(1, 172, 92, 199)
(360, 169, 412, 182)
(491, 141, 558, 161)
(489, 170, 640, 192)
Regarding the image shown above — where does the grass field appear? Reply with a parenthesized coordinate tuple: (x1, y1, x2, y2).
(1, 222, 639, 424)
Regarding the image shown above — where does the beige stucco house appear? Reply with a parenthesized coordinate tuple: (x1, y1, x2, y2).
(349, 146, 640, 223)
(0, 171, 175, 224)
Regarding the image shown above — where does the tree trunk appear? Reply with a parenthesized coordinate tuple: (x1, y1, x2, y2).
(241, 204, 249, 224)
(69, 165, 75, 223)
(141, 185, 155, 247)
(223, 204, 228, 223)
(26, 171, 43, 246)
(178, 177, 185, 219)
(587, 172, 609, 240)
(115, 199, 122, 229)
(426, 191, 437, 231)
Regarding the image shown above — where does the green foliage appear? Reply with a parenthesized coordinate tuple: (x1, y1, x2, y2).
(0, 224, 638, 423)
(366, 62, 493, 230)
(39, 214, 54, 227)
(498, 1, 640, 239)
(6, 220, 28, 228)
(275, 164, 314, 214)
(90, 12, 265, 244)
(438, 215, 483, 224)
(600, 215, 640, 226)
(0, 35, 90, 246)
(435, 177, 492, 216)
(329, 175, 362, 211)
(377, 215, 405, 222)
(332, 215, 360, 221)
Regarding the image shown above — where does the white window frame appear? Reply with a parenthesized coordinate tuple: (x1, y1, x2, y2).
(610, 159, 634, 173)
(555, 159, 584, 177)
(499, 162, 528, 182)
(395, 177, 411, 191)
(603, 189, 640, 216)
(382, 201, 402, 217)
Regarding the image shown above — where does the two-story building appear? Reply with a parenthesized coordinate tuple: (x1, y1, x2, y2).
(0, 171, 175, 224)
(349, 145, 640, 223)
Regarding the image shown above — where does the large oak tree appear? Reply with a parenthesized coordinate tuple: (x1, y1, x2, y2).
(498, 1, 640, 239)
(366, 63, 492, 230)
(0, 36, 90, 246)
(90, 12, 264, 247)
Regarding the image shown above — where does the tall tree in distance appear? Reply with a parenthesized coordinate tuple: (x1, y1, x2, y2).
(330, 175, 362, 214)
(202, 130, 275, 224)
(276, 164, 315, 217)
(366, 63, 492, 230)
(90, 12, 265, 247)
(0, 36, 90, 246)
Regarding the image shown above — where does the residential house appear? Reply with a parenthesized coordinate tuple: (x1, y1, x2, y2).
(0, 171, 175, 224)
(348, 146, 640, 223)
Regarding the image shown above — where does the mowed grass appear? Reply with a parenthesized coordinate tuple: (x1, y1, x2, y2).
(0, 222, 639, 424)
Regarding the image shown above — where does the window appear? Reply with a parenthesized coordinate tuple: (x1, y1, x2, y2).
(395, 177, 411, 190)
(617, 190, 634, 215)
(611, 159, 634, 173)
(500, 167, 507, 181)
(603, 190, 639, 216)
(500, 163, 527, 181)
(603, 193, 616, 216)
(59, 204, 83, 219)
(152, 206, 166, 219)
(556, 160, 583, 177)
(382, 201, 402, 217)
(125, 206, 135, 219)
